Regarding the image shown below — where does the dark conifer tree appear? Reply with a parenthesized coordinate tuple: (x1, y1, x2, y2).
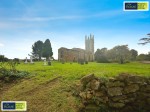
(42, 39, 53, 60)
(32, 40, 43, 60)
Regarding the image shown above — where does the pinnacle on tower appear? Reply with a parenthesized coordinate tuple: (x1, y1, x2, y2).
(85, 35, 87, 39)
(90, 33, 92, 38)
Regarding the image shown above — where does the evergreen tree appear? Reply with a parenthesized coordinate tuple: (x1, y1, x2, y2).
(42, 39, 53, 60)
(32, 40, 43, 60)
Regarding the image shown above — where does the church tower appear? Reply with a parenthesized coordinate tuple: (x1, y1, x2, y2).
(85, 34, 94, 61)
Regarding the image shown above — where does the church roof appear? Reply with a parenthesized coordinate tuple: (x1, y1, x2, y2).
(72, 48, 85, 51)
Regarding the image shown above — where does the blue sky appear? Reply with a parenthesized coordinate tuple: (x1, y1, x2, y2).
(0, 0, 150, 59)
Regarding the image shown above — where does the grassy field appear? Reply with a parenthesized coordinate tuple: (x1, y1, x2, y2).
(0, 61, 150, 112)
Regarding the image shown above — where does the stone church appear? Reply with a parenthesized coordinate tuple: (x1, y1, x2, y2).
(58, 34, 94, 62)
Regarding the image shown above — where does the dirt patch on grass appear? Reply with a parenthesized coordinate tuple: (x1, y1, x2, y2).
(140, 61, 150, 64)
(0, 79, 22, 96)
(17, 76, 62, 96)
(0, 76, 78, 112)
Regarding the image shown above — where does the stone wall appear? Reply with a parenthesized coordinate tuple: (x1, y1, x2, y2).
(58, 47, 94, 62)
(73, 74, 150, 112)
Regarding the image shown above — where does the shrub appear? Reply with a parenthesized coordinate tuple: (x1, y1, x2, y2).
(7, 61, 18, 72)
(96, 57, 109, 63)
(85, 61, 88, 64)
(0, 68, 29, 82)
(48, 61, 51, 65)
(13, 58, 20, 64)
(0, 61, 30, 83)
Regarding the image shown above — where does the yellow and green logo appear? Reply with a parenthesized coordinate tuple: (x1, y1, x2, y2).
(1, 101, 27, 111)
(124, 1, 149, 11)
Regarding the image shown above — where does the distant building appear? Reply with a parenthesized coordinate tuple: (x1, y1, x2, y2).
(58, 34, 94, 62)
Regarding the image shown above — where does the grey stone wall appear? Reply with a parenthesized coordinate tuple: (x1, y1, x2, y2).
(73, 74, 150, 112)
(58, 47, 94, 62)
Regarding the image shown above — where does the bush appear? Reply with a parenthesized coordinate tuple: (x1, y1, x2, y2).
(125, 61, 130, 63)
(7, 61, 18, 72)
(0, 68, 29, 82)
(33, 58, 39, 61)
(48, 61, 51, 66)
(13, 58, 20, 64)
(0, 61, 30, 83)
(15, 71, 29, 78)
(85, 61, 88, 64)
(96, 57, 109, 63)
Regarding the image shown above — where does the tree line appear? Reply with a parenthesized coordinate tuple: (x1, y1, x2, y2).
(94, 45, 138, 64)
(95, 33, 150, 64)
(94, 45, 150, 64)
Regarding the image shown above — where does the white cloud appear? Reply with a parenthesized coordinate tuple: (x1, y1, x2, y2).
(0, 43, 4, 47)
(12, 15, 83, 22)
(10, 9, 123, 22)
(0, 21, 38, 30)
(0, 22, 15, 29)
(10, 9, 149, 23)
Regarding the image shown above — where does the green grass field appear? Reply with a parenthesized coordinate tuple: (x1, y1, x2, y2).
(0, 61, 150, 112)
